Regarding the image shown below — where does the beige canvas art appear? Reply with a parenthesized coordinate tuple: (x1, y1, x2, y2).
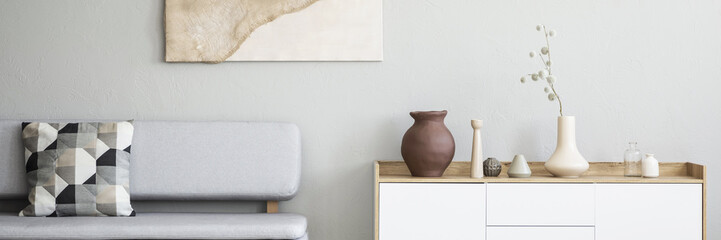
(165, 0, 383, 62)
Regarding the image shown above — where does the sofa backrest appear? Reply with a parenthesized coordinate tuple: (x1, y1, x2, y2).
(0, 120, 301, 201)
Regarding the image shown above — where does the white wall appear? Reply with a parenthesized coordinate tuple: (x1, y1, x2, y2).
(1, 0, 719, 239)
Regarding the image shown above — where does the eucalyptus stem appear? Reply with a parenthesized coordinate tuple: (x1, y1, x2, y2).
(518, 24, 565, 116)
(542, 25, 563, 116)
(550, 84, 563, 116)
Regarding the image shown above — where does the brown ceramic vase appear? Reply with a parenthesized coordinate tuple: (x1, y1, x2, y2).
(401, 110, 456, 177)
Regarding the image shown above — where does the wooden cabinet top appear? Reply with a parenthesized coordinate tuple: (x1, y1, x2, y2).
(375, 161, 705, 183)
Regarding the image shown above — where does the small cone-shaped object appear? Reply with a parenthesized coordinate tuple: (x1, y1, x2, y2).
(508, 154, 532, 178)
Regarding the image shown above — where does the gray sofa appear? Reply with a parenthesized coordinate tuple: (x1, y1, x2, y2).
(0, 120, 307, 239)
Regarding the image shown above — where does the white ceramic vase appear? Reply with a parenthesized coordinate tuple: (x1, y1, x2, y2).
(544, 116, 589, 178)
(642, 153, 659, 178)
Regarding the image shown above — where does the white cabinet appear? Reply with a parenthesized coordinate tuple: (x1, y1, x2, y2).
(596, 184, 702, 240)
(487, 227, 594, 240)
(375, 161, 705, 240)
(487, 183, 595, 226)
(378, 183, 703, 240)
(379, 183, 485, 240)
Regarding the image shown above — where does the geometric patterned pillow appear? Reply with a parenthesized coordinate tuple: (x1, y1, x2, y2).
(19, 121, 135, 217)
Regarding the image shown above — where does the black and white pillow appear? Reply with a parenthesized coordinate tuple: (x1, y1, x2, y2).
(20, 121, 135, 217)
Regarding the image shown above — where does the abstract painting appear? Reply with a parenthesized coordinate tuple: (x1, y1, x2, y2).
(165, 0, 383, 62)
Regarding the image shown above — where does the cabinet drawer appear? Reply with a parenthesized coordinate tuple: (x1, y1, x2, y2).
(379, 183, 485, 240)
(487, 227, 594, 240)
(596, 184, 702, 240)
(487, 183, 594, 225)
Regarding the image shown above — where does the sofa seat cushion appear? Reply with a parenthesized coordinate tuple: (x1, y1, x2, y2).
(0, 212, 307, 239)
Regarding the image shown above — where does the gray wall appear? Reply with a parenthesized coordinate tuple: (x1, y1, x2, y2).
(1, 0, 719, 239)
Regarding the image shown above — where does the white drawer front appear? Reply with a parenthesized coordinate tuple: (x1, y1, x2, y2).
(487, 227, 594, 240)
(379, 183, 485, 240)
(596, 184, 702, 240)
(487, 183, 595, 225)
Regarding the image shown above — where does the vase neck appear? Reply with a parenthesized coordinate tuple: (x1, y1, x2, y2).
(410, 110, 447, 123)
(628, 142, 637, 150)
(557, 116, 577, 148)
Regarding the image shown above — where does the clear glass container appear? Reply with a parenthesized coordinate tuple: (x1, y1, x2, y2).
(624, 142, 642, 177)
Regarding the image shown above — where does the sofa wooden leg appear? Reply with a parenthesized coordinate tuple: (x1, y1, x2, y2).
(266, 201, 278, 213)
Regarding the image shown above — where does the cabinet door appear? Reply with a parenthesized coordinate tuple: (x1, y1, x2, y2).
(487, 227, 594, 240)
(487, 183, 595, 226)
(379, 183, 485, 240)
(596, 184, 702, 240)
